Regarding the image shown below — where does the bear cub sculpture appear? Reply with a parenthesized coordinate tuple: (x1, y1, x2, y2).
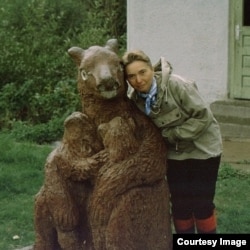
(88, 116, 171, 250)
(34, 112, 103, 250)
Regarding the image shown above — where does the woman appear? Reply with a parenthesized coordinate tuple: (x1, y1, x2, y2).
(122, 50, 223, 234)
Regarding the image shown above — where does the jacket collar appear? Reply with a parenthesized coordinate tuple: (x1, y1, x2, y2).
(154, 57, 172, 105)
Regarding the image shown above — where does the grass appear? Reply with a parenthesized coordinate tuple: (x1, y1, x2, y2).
(0, 133, 51, 250)
(0, 133, 250, 249)
(216, 163, 250, 233)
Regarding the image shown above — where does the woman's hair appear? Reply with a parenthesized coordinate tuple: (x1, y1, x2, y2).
(122, 50, 153, 68)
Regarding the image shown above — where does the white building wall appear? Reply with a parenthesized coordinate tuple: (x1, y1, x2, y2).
(127, 0, 229, 103)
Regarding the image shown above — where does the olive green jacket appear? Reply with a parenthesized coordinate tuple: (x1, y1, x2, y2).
(129, 57, 223, 160)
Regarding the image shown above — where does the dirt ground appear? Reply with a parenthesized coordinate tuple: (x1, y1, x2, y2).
(221, 139, 250, 173)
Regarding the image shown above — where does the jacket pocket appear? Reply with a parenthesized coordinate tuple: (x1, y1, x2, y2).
(152, 108, 182, 128)
(176, 140, 196, 153)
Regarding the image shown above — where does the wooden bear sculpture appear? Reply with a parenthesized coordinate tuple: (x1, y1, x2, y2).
(34, 112, 103, 250)
(87, 116, 170, 250)
(67, 39, 172, 249)
(33, 39, 172, 250)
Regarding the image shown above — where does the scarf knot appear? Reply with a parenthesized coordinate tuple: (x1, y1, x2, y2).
(138, 78, 157, 115)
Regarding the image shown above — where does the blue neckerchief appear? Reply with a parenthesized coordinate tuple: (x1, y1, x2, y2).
(137, 78, 157, 115)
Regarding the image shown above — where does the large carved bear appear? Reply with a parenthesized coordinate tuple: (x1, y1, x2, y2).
(67, 39, 172, 249)
(33, 39, 172, 250)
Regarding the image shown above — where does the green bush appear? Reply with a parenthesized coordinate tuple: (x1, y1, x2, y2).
(218, 162, 249, 180)
(0, 0, 126, 143)
(11, 117, 64, 144)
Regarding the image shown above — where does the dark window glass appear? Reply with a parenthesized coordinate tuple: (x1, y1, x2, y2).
(244, 0, 250, 26)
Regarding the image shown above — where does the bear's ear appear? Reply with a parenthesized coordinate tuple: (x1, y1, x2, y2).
(68, 47, 85, 67)
(98, 123, 109, 139)
(105, 39, 118, 53)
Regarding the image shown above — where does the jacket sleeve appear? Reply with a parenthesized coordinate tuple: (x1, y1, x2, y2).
(167, 78, 214, 142)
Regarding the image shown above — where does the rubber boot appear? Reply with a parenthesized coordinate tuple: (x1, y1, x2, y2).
(173, 217, 195, 234)
(195, 210, 217, 234)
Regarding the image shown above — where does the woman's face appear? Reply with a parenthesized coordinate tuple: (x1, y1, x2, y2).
(125, 60, 154, 93)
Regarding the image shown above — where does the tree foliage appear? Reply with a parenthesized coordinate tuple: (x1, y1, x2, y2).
(0, 0, 126, 142)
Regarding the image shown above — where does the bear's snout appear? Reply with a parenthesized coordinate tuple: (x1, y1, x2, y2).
(97, 77, 120, 92)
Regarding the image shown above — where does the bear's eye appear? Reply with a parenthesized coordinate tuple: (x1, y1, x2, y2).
(80, 69, 92, 81)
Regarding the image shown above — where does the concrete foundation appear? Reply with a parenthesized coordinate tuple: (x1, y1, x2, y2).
(210, 100, 250, 140)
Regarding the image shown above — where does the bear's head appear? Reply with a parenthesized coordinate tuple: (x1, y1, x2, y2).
(98, 116, 139, 163)
(68, 39, 126, 100)
(63, 112, 102, 156)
